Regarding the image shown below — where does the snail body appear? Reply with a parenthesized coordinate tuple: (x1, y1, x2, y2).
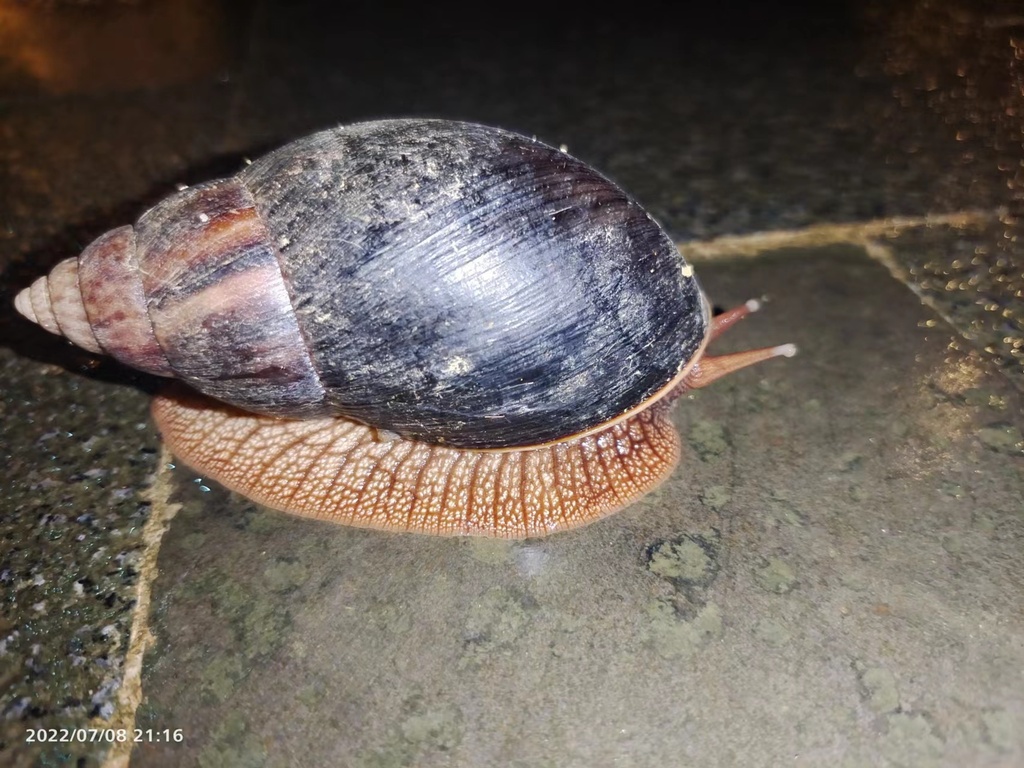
(16, 119, 794, 537)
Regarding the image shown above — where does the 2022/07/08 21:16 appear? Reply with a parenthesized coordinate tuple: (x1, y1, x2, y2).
(25, 727, 184, 743)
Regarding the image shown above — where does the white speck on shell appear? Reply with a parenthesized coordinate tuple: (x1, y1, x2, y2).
(442, 356, 473, 376)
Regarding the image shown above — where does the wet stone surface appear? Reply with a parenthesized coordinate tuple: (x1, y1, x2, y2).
(0, 356, 159, 766)
(129, 249, 1023, 767)
(882, 220, 1024, 383)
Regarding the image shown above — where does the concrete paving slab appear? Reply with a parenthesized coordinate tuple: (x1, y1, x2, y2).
(127, 245, 1023, 768)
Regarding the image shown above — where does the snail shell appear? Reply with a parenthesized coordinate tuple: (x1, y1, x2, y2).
(15, 119, 794, 537)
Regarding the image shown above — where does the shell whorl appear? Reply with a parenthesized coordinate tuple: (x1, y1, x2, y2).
(235, 119, 707, 448)
(127, 179, 326, 416)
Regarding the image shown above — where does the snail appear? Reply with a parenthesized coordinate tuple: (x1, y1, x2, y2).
(15, 119, 795, 538)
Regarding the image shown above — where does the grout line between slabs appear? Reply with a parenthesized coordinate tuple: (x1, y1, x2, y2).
(678, 209, 1000, 261)
(678, 206, 1018, 389)
(100, 447, 181, 768)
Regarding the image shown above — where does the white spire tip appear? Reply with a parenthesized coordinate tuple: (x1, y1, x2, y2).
(14, 287, 36, 322)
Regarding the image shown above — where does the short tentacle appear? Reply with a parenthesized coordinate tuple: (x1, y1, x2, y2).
(709, 298, 761, 341)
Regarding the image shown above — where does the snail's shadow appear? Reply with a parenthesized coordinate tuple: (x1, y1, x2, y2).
(0, 143, 284, 391)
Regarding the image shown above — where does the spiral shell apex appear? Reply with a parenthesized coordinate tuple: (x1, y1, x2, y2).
(21, 225, 177, 376)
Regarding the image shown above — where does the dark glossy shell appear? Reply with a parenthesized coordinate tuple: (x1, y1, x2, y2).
(58, 120, 709, 449)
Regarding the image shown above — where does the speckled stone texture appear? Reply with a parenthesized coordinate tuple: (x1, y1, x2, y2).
(1, 1, 1021, 767)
